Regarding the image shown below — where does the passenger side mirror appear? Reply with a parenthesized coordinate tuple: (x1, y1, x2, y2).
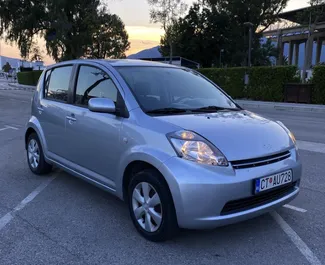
(88, 98, 116, 114)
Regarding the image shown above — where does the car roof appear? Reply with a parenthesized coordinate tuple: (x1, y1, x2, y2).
(46, 59, 181, 69)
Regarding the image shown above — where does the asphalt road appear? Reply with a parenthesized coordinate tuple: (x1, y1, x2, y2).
(0, 84, 325, 265)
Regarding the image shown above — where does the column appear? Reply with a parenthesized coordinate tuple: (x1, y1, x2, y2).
(288, 41, 294, 65)
(316, 38, 323, 65)
(294, 42, 300, 66)
(277, 29, 283, 65)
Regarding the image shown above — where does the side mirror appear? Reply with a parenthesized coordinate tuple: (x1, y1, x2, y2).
(88, 98, 116, 113)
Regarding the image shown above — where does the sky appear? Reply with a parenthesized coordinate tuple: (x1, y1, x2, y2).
(0, 0, 310, 65)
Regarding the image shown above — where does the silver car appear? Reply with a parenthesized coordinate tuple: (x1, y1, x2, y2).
(25, 59, 302, 242)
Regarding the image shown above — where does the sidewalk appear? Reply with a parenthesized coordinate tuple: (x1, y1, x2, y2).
(236, 99, 325, 113)
(7, 83, 36, 91)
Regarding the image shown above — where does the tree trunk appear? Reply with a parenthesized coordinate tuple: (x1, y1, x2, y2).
(169, 40, 173, 64)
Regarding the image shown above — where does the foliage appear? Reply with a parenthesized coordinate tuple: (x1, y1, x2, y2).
(86, 11, 130, 59)
(148, 0, 187, 62)
(17, 70, 43, 86)
(160, 0, 288, 67)
(247, 66, 299, 101)
(311, 65, 325, 104)
(0, 0, 130, 62)
(30, 43, 44, 62)
(198, 67, 247, 98)
(198, 66, 299, 101)
(2, 62, 12, 73)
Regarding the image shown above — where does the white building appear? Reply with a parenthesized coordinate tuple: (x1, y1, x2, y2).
(0, 55, 45, 71)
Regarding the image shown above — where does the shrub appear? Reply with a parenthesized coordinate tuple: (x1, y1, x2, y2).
(198, 67, 246, 99)
(17, 70, 43, 86)
(247, 66, 299, 102)
(311, 66, 325, 104)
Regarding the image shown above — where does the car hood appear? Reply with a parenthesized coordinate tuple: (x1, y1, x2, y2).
(156, 110, 293, 161)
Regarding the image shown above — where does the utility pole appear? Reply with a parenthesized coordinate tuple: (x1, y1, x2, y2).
(244, 22, 254, 67)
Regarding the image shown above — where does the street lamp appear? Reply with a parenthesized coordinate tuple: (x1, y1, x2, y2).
(244, 22, 254, 67)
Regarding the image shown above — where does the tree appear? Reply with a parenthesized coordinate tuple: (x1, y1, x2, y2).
(0, 0, 130, 62)
(2, 62, 12, 73)
(86, 12, 130, 59)
(30, 43, 44, 62)
(148, 0, 188, 63)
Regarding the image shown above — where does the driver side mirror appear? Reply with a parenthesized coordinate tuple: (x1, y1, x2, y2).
(88, 98, 116, 114)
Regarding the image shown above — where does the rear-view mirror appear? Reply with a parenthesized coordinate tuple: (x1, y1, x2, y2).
(88, 98, 116, 113)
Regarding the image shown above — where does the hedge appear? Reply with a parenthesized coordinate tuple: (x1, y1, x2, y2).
(17, 70, 43, 86)
(199, 66, 299, 101)
(311, 66, 325, 104)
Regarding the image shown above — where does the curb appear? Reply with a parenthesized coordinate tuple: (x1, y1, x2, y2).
(236, 100, 325, 114)
(7, 83, 36, 91)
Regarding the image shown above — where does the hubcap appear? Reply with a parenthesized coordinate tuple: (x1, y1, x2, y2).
(28, 139, 40, 169)
(132, 182, 162, 233)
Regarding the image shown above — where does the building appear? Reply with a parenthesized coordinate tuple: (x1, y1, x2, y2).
(263, 4, 325, 79)
(0, 55, 45, 71)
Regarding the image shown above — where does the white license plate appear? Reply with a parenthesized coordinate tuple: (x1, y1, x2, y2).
(255, 170, 292, 193)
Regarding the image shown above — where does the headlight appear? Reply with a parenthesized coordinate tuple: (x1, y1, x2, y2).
(276, 121, 297, 147)
(167, 130, 228, 166)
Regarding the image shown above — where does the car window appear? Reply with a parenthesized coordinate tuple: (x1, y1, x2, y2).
(44, 66, 73, 102)
(75, 65, 118, 106)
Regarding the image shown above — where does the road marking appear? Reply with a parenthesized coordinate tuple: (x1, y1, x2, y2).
(297, 140, 325, 154)
(283, 204, 307, 213)
(0, 176, 55, 231)
(271, 211, 322, 265)
(0, 125, 19, 132)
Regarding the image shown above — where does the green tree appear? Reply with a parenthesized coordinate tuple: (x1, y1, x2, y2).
(0, 0, 130, 62)
(148, 0, 188, 63)
(86, 12, 130, 59)
(2, 62, 12, 73)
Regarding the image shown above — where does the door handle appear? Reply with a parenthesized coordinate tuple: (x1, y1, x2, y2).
(37, 106, 44, 114)
(66, 116, 77, 121)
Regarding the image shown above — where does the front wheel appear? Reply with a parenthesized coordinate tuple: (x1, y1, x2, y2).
(128, 169, 178, 242)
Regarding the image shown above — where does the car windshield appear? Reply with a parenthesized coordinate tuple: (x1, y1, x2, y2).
(115, 66, 239, 114)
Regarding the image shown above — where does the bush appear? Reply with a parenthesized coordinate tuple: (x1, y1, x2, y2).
(17, 70, 43, 86)
(198, 65, 299, 101)
(198, 67, 246, 99)
(311, 66, 325, 104)
(247, 66, 299, 102)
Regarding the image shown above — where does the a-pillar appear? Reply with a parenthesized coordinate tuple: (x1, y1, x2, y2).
(277, 29, 284, 65)
(288, 41, 294, 65)
(316, 38, 323, 65)
(294, 42, 300, 66)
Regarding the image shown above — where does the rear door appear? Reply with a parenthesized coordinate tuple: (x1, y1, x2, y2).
(37, 65, 74, 160)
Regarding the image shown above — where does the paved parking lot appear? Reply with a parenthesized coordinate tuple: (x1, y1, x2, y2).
(0, 83, 324, 265)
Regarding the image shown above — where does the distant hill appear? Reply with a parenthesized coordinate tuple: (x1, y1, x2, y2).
(127, 46, 162, 59)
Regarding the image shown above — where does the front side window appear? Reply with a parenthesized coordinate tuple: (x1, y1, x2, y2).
(115, 66, 238, 113)
(75, 65, 118, 106)
(44, 66, 73, 102)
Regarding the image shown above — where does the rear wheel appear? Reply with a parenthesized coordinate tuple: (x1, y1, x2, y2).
(128, 169, 178, 242)
(27, 133, 52, 175)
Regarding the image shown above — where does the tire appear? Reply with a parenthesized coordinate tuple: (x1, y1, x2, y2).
(27, 133, 52, 175)
(128, 169, 179, 242)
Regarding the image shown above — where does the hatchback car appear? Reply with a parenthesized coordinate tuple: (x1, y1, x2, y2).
(25, 59, 302, 242)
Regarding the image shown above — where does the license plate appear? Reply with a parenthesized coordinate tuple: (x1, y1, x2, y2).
(255, 170, 292, 193)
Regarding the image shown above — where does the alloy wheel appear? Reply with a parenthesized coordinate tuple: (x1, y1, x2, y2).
(28, 139, 40, 169)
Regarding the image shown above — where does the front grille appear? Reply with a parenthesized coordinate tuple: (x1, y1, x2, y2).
(231, 150, 291, 170)
(220, 182, 297, 216)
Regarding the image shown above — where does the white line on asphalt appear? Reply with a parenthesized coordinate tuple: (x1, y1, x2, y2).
(297, 140, 325, 154)
(0, 176, 56, 231)
(271, 211, 322, 265)
(283, 204, 307, 213)
(0, 125, 19, 132)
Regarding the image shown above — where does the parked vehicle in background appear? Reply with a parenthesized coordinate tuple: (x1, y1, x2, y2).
(25, 59, 302, 242)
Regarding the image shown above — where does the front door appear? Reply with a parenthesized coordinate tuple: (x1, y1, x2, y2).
(64, 64, 124, 188)
(37, 65, 73, 160)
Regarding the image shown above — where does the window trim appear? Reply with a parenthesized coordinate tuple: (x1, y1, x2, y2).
(42, 64, 75, 104)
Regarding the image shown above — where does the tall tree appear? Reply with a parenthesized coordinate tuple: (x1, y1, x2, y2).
(148, 0, 187, 63)
(0, 0, 130, 62)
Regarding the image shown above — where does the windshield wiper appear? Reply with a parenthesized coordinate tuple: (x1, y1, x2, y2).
(146, 108, 192, 115)
(192, 106, 241, 112)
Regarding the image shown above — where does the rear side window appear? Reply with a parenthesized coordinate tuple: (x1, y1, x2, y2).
(74, 65, 118, 106)
(44, 66, 73, 102)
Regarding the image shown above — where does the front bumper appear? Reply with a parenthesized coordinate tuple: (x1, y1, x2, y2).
(159, 148, 302, 229)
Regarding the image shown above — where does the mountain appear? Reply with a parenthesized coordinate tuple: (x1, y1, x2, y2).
(127, 46, 162, 59)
